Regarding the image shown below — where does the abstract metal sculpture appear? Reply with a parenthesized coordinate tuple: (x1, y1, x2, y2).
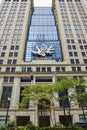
(32, 44, 54, 57)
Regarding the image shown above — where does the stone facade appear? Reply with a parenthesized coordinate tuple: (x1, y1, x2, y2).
(0, 0, 87, 126)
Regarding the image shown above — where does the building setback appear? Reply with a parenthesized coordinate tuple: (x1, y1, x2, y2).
(0, 0, 87, 126)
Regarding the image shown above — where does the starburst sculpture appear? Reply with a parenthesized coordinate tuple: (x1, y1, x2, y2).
(32, 44, 54, 57)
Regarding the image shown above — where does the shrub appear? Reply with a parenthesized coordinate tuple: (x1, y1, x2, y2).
(25, 121, 36, 130)
(0, 125, 6, 130)
(6, 121, 15, 129)
(15, 121, 36, 130)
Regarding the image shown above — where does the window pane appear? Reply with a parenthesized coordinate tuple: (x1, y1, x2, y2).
(0, 87, 12, 108)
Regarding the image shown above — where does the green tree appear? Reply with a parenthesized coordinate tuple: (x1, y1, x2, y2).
(53, 77, 78, 116)
(53, 76, 87, 125)
(19, 84, 54, 108)
(20, 76, 87, 126)
(19, 83, 55, 126)
(75, 77, 87, 122)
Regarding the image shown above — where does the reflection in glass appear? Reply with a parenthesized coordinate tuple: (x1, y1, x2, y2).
(25, 7, 63, 62)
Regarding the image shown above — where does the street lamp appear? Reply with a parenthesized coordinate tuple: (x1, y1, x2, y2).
(5, 97, 11, 125)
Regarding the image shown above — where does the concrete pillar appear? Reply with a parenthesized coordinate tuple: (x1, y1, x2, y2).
(52, 72, 56, 83)
(34, 106, 39, 126)
(51, 108, 56, 126)
(30, 112, 36, 125)
(0, 78, 3, 100)
(55, 111, 59, 123)
(73, 111, 79, 123)
(10, 77, 20, 109)
(10, 113, 16, 123)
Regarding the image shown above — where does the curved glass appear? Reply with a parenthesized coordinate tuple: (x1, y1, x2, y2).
(25, 7, 63, 62)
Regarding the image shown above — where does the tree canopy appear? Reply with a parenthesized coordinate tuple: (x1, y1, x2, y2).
(19, 76, 87, 110)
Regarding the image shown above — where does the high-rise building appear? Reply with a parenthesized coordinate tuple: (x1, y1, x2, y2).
(0, 0, 87, 126)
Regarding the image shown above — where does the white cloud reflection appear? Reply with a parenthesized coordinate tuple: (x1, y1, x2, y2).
(34, 0, 52, 7)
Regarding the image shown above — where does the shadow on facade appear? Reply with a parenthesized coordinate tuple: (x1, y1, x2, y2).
(16, 116, 30, 126)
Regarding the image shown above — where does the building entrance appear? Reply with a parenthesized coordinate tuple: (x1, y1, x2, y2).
(59, 115, 72, 126)
(39, 116, 50, 127)
(38, 99, 51, 126)
(16, 116, 30, 126)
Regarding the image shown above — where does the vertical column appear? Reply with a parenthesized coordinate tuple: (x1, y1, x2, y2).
(51, 100, 59, 126)
(51, 107, 56, 126)
(53, 72, 56, 83)
(0, 78, 4, 100)
(30, 111, 36, 125)
(73, 112, 79, 123)
(68, 89, 79, 109)
(34, 106, 39, 126)
(10, 77, 20, 109)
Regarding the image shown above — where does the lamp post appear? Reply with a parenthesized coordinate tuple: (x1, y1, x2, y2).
(5, 97, 11, 125)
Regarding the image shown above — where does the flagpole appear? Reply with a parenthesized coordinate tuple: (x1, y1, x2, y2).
(28, 70, 33, 107)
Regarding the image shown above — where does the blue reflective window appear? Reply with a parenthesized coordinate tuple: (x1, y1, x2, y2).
(25, 7, 63, 62)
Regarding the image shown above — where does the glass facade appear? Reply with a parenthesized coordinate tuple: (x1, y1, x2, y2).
(25, 7, 62, 62)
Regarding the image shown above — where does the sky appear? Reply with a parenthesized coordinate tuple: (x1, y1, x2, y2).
(34, 0, 51, 7)
(0, 0, 52, 6)
(0, 0, 2, 4)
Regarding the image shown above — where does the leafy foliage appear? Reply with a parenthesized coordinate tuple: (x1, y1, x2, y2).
(19, 84, 55, 108)
(0, 125, 6, 130)
(0, 121, 15, 130)
(15, 121, 36, 130)
(19, 76, 87, 126)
